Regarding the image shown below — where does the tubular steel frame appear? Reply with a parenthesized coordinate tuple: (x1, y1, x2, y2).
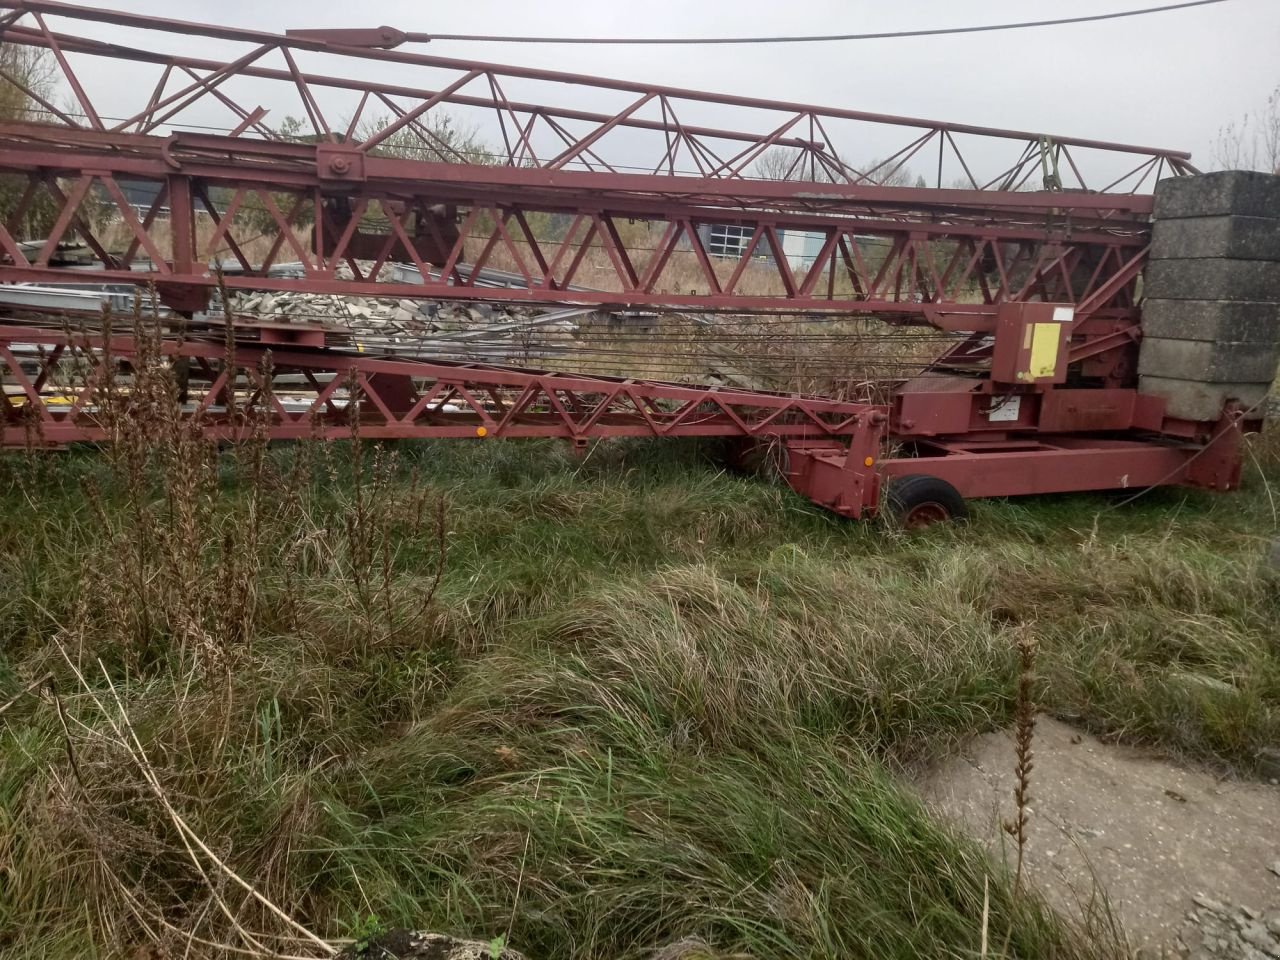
(0, 1, 1253, 518)
(0, 320, 896, 515)
(0, 323, 876, 445)
(0, 0, 1173, 321)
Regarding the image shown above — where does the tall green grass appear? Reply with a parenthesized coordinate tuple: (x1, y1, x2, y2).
(1, 422, 1277, 958)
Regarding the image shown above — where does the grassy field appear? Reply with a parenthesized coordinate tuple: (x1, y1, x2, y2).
(0, 413, 1277, 958)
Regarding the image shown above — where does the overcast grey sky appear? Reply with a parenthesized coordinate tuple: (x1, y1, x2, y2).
(45, 0, 1280, 176)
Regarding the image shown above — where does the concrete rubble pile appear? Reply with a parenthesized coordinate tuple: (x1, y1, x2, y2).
(231, 289, 572, 342)
(1140, 171, 1280, 420)
(1175, 893, 1280, 960)
(223, 260, 767, 389)
(225, 260, 584, 364)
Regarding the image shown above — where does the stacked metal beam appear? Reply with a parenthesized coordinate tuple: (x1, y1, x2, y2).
(1139, 171, 1280, 420)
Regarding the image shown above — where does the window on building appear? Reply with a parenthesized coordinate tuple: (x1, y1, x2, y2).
(706, 224, 753, 259)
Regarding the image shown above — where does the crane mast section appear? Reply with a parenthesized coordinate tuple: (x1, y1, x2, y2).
(0, 127, 1153, 324)
(0, 0, 1259, 521)
(0, 0, 1184, 327)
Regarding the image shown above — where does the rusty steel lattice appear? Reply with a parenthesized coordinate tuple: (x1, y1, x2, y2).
(0, 0, 1184, 328)
(0, 1, 1195, 186)
(0, 323, 878, 444)
(0, 316, 901, 516)
(0, 1, 1253, 519)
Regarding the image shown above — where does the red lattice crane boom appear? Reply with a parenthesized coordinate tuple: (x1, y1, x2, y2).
(0, 0, 1260, 523)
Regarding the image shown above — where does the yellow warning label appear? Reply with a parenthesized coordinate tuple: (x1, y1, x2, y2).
(1028, 322, 1060, 380)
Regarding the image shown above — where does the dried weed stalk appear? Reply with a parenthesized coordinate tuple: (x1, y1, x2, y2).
(1003, 628, 1038, 896)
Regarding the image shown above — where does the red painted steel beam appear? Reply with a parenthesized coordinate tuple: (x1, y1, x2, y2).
(0, 148, 1151, 322)
(0, 1, 1246, 523)
(0, 124, 1157, 224)
(0, 31, 827, 157)
(0, 260, 1137, 323)
(0, 0, 1195, 198)
(0, 1, 1174, 335)
(0, 324, 882, 447)
(0, 1, 1194, 161)
(873, 438, 1219, 497)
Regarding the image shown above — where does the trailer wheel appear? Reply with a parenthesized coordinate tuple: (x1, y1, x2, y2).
(885, 474, 968, 528)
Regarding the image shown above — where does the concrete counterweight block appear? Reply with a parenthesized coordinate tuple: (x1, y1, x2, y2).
(1140, 300, 1279, 342)
(1143, 259, 1280, 302)
(1151, 216, 1280, 261)
(1137, 337, 1280, 383)
(1152, 170, 1280, 220)
(1137, 376, 1271, 422)
(1138, 170, 1280, 423)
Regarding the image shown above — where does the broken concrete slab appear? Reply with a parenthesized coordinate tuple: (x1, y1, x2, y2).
(1141, 299, 1280, 342)
(1138, 375, 1271, 421)
(1144, 259, 1280, 302)
(1137, 336, 1280, 382)
(1151, 215, 1280, 261)
(1153, 170, 1280, 219)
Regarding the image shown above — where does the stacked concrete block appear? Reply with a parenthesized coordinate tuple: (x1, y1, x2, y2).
(1138, 171, 1280, 421)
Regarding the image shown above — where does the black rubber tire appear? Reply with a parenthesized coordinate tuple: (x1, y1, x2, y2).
(884, 474, 969, 528)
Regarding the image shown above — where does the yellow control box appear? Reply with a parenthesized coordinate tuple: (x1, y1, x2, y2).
(991, 303, 1074, 385)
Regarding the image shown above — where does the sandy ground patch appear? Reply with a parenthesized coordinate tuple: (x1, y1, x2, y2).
(919, 717, 1280, 956)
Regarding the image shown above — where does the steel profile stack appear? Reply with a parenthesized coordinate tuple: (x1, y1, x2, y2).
(1139, 171, 1280, 421)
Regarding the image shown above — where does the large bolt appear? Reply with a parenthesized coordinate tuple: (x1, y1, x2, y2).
(329, 156, 351, 175)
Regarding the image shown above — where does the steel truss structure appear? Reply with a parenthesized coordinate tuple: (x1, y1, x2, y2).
(0, 322, 876, 445)
(0, 1, 1255, 521)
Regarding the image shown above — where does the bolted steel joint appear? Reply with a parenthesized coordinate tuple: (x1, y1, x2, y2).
(316, 145, 365, 181)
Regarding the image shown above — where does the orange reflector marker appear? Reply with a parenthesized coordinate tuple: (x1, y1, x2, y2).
(476, 426, 488, 437)
(863, 456, 874, 467)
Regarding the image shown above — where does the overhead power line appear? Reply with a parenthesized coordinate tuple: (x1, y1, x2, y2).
(428, 0, 1231, 44)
